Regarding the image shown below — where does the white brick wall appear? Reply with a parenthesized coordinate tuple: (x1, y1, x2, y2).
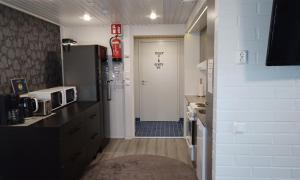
(214, 0, 300, 179)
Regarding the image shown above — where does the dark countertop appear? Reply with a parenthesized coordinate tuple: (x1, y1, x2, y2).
(32, 102, 97, 127)
(1, 102, 98, 128)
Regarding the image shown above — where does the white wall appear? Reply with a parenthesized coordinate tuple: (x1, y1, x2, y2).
(130, 24, 199, 120)
(184, 33, 201, 95)
(214, 0, 300, 179)
(62, 26, 112, 53)
(130, 24, 186, 134)
(134, 38, 184, 119)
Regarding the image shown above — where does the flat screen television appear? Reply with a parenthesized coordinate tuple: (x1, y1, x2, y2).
(266, 0, 300, 66)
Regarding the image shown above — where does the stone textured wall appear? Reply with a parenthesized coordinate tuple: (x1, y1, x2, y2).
(0, 4, 62, 94)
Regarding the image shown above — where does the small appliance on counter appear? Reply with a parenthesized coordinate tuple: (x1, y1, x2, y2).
(19, 97, 39, 118)
(10, 77, 39, 118)
(0, 94, 24, 125)
(34, 100, 52, 116)
(29, 86, 77, 111)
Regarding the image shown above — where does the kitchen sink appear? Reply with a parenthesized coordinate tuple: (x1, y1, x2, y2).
(195, 103, 206, 107)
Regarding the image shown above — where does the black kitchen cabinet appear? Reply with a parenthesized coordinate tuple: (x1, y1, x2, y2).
(0, 102, 102, 180)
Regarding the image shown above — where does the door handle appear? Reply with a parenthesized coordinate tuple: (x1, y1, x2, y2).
(107, 80, 112, 101)
(141, 80, 148, 85)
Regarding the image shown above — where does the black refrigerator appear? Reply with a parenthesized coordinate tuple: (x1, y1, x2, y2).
(63, 45, 111, 149)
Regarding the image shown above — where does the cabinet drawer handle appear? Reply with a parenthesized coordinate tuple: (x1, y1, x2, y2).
(89, 114, 97, 119)
(90, 133, 99, 140)
(68, 126, 81, 135)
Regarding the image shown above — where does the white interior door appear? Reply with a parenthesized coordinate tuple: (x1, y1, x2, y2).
(139, 40, 179, 121)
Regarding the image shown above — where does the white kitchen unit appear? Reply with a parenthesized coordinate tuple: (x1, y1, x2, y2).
(196, 118, 207, 180)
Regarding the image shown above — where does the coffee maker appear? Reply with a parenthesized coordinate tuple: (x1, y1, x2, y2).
(0, 94, 25, 125)
(19, 97, 39, 118)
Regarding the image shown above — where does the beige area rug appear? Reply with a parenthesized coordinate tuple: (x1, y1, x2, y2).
(82, 155, 197, 180)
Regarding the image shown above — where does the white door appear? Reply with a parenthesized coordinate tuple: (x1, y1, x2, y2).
(139, 40, 179, 122)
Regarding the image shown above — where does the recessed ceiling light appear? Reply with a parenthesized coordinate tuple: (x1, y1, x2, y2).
(149, 11, 158, 20)
(81, 14, 92, 21)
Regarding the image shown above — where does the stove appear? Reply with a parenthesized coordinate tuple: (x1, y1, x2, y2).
(186, 102, 206, 163)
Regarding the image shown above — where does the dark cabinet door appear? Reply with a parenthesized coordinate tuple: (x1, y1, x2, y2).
(60, 114, 87, 180)
(0, 102, 102, 180)
(61, 147, 86, 180)
(85, 103, 101, 161)
(61, 115, 86, 163)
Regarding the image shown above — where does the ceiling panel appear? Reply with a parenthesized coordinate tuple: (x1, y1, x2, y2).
(0, 0, 197, 26)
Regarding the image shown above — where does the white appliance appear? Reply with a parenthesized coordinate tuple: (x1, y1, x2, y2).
(186, 105, 197, 162)
(29, 86, 77, 111)
(196, 118, 207, 180)
(186, 102, 206, 162)
(62, 86, 77, 105)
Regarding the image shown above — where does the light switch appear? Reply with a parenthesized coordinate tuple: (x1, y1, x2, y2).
(236, 50, 248, 64)
(233, 122, 246, 134)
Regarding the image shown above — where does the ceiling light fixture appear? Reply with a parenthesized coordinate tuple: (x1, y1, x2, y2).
(187, 6, 208, 33)
(149, 11, 158, 20)
(81, 13, 92, 21)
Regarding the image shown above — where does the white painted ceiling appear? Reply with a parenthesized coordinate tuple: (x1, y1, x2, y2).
(0, 0, 198, 26)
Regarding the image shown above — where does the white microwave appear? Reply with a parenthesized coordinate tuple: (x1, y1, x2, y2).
(62, 86, 77, 105)
(29, 86, 77, 111)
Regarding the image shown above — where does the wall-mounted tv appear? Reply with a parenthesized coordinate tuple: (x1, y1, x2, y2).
(266, 0, 300, 66)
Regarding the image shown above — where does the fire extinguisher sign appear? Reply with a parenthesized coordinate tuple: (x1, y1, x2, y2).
(111, 24, 122, 35)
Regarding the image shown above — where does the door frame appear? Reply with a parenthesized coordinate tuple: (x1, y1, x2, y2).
(134, 37, 183, 125)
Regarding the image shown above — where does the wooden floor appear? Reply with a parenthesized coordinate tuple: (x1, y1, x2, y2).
(102, 138, 191, 165)
(81, 138, 192, 179)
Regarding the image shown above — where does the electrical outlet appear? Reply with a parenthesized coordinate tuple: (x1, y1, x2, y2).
(233, 122, 246, 134)
(236, 50, 248, 64)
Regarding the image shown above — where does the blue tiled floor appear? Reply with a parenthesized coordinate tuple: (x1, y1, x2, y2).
(135, 119, 183, 137)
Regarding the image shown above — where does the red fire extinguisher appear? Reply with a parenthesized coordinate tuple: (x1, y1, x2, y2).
(110, 35, 122, 62)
